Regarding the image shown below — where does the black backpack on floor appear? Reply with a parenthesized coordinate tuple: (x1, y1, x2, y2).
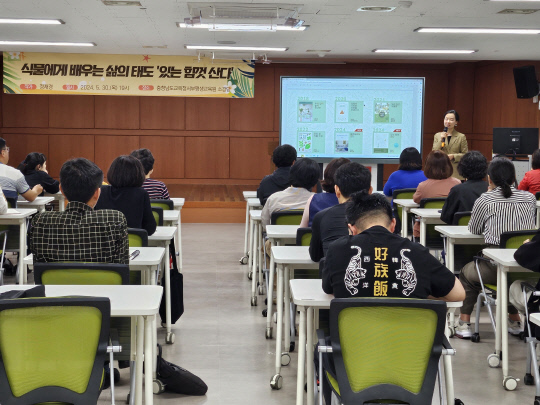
(155, 344, 207, 395)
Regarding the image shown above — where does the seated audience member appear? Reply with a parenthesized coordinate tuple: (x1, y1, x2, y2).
(412, 150, 460, 237)
(17, 152, 60, 196)
(257, 144, 297, 207)
(518, 148, 540, 196)
(130, 148, 170, 200)
(509, 230, 540, 313)
(383, 147, 427, 198)
(299, 158, 350, 228)
(0, 138, 43, 202)
(440, 151, 488, 224)
(28, 158, 129, 263)
(309, 162, 371, 265)
(95, 155, 156, 236)
(457, 157, 536, 338)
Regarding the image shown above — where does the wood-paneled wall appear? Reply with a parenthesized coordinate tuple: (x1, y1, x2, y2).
(1, 61, 539, 183)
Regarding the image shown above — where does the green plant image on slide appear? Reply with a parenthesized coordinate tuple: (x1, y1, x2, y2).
(3, 53, 22, 94)
(229, 62, 255, 98)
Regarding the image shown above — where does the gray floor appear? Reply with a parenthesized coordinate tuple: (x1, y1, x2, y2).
(97, 223, 539, 404)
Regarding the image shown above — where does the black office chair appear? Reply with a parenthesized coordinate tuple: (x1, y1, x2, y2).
(151, 207, 164, 226)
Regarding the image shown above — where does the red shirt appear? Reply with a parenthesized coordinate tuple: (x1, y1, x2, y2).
(518, 169, 540, 197)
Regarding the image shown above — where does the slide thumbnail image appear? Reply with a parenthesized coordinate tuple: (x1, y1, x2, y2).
(335, 100, 363, 123)
(297, 100, 326, 123)
(373, 101, 403, 124)
(334, 132, 363, 154)
(298, 131, 325, 153)
(373, 132, 402, 154)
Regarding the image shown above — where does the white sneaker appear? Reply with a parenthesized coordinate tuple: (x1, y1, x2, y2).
(455, 321, 472, 338)
(508, 320, 523, 336)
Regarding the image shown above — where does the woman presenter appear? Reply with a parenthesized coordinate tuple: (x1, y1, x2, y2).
(432, 110, 468, 180)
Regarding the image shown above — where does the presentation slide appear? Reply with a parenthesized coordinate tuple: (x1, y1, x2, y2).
(280, 77, 424, 162)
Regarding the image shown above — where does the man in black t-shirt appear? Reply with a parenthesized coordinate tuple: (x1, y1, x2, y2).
(257, 144, 297, 207)
(323, 192, 465, 301)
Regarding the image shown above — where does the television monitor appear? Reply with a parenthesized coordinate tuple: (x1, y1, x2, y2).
(493, 128, 539, 156)
(280, 77, 425, 163)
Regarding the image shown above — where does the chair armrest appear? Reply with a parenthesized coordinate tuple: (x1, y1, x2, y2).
(521, 282, 540, 296)
(317, 329, 332, 353)
(473, 255, 493, 264)
(108, 329, 122, 353)
(442, 336, 455, 356)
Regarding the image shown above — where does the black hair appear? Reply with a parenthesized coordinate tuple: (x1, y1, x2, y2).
(289, 158, 320, 190)
(345, 191, 393, 230)
(488, 157, 516, 198)
(334, 162, 371, 198)
(321, 158, 350, 193)
(398, 147, 422, 171)
(0, 138, 5, 151)
(272, 144, 297, 168)
(60, 158, 103, 204)
(17, 152, 46, 175)
(444, 110, 460, 122)
(532, 149, 540, 170)
(107, 155, 146, 188)
(457, 151, 488, 180)
(130, 148, 154, 175)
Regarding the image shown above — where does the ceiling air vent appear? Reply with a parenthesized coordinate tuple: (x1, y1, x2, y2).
(498, 9, 539, 14)
(102, 1, 142, 6)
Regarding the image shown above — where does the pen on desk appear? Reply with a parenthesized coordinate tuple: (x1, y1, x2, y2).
(130, 250, 140, 260)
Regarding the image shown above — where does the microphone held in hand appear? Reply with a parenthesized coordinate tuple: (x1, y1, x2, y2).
(441, 126, 448, 147)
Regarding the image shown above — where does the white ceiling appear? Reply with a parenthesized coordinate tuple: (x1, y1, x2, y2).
(0, 0, 540, 63)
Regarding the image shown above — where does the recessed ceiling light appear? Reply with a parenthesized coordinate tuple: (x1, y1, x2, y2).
(185, 45, 288, 52)
(0, 18, 64, 25)
(416, 27, 540, 34)
(102, 0, 142, 5)
(497, 8, 539, 13)
(373, 49, 477, 54)
(176, 22, 307, 31)
(0, 40, 96, 47)
(357, 6, 396, 12)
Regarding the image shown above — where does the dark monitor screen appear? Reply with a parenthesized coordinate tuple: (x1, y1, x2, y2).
(493, 128, 539, 155)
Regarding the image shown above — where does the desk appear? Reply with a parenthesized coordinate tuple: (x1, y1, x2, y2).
(0, 284, 162, 405)
(170, 198, 185, 270)
(243, 190, 257, 200)
(265, 225, 299, 338)
(435, 226, 485, 273)
(409, 208, 444, 246)
(0, 208, 37, 284)
(149, 226, 177, 344)
(482, 248, 529, 390)
(17, 196, 54, 212)
(242, 198, 263, 266)
(45, 192, 66, 212)
(270, 246, 318, 391)
(290, 279, 461, 405)
(249, 209, 263, 306)
(393, 199, 419, 238)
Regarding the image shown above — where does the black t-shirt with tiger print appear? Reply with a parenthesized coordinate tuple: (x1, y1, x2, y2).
(323, 226, 455, 299)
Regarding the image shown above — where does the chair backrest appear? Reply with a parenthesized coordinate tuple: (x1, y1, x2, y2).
(128, 228, 149, 247)
(34, 262, 130, 285)
(0, 296, 110, 404)
(150, 199, 173, 211)
(536, 191, 540, 201)
(151, 206, 164, 226)
(419, 198, 446, 209)
(329, 298, 446, 405)
(270, 210, 303, 225)
(499, 230, 538, 249)
(296, 227, 312, 246)
(5, 197, 16, 209)
(452, 211, 472, 226)
(391, 188, 416, 201)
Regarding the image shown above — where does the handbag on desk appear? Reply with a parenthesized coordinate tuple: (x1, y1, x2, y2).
(159, 241, 184, 324)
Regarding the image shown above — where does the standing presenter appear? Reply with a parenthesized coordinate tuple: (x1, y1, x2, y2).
(433, 110, 468, 180)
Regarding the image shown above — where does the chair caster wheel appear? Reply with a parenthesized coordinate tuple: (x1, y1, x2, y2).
(247, 271, 252, 280)
(258, 285, 264, 295)
(281, 353, 291, 366)
(251, 296, 257, 306)
(126, 393, 130, 403)
(265, 327, 273, 339)
(454, 399, 464, 405)
(290, 341, 295, 352)
(447, 326, 455, 338)
(471, 333, 480, 343)
(488, 353, 501, 368)
(153, 379, 165, 394)
(524, 373, 535, 385)
(165, 332, 175, 344)
(534, 397, 540, 405)
(262, 309, 268, 317)
(240, 256, 248, 265)
(519, 331, 526, 340)
(503, 376, 518, 391)
(161, 322, 166, 328)
(270, 374, 282, 390)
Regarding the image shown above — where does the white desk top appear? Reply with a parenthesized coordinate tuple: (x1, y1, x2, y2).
(170, 198, 185, 208)
(272, 246, 317, 266)
(530, 313, 540, 327)
(290, 279, 332, 307)
(243, 191, 257, 200)
(247, 198, 262, 208)
(18, 196, 55, 207)
(0, 208, 37, 219)
(148, 226, 176, 241)
(410, 208, 442, 218)
(0, 284, 163, 316)
(434, 225, 485, 240)
(537, 201, 540, 208)
(393, 199, 419, 208)
(250, 210, 262, 220)
(163, 210, 180, 222)
(266, 225, 299, 239)
(482, 248, 521, 268)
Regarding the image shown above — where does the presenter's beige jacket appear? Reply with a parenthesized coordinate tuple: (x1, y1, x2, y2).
(432, 130, 468, 180)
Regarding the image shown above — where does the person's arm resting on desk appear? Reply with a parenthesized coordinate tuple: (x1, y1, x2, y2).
(514, 230, 540, 272)
(426, 253, 466, 302)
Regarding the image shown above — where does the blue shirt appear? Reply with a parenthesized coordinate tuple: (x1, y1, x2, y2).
(308, 192, 339, 227)
(383, 169, 427, 197)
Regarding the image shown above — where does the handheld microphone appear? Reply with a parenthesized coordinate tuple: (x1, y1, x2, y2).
(441, 126, 448, 147)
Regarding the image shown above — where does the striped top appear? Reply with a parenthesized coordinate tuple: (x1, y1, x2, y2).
(468, 186, 536, 245)
(142, 178, 170, 200)
(0, 163, 30, 199)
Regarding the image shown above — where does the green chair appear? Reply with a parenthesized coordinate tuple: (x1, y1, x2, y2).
(150, 199, 173, 212)
(296, 227, 312, 247)
(0, 230, 8, 285)
(317, 298, 456, 405)
(417, 197, 446, 249)
(472, 230, 539, 343)
(34, 262, 129, 285)
(535, 191, 540, 201)
(151, 207, 164, 226)
(0, 296, 120, 404)
(391, 188, 416, 236)
(449, 211, 483, 272)
(452, 211, 472, 226)
(270, 210, 304, 225)
(128, 228, 149, 247)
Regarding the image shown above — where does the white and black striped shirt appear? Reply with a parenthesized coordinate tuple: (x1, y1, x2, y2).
(468, 186, 537, 246)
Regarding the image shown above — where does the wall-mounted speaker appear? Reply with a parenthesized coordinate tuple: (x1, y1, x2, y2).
(513, 65, 539, 99)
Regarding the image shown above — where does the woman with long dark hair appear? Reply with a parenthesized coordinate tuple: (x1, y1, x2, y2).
(17, 152, 59, 196)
